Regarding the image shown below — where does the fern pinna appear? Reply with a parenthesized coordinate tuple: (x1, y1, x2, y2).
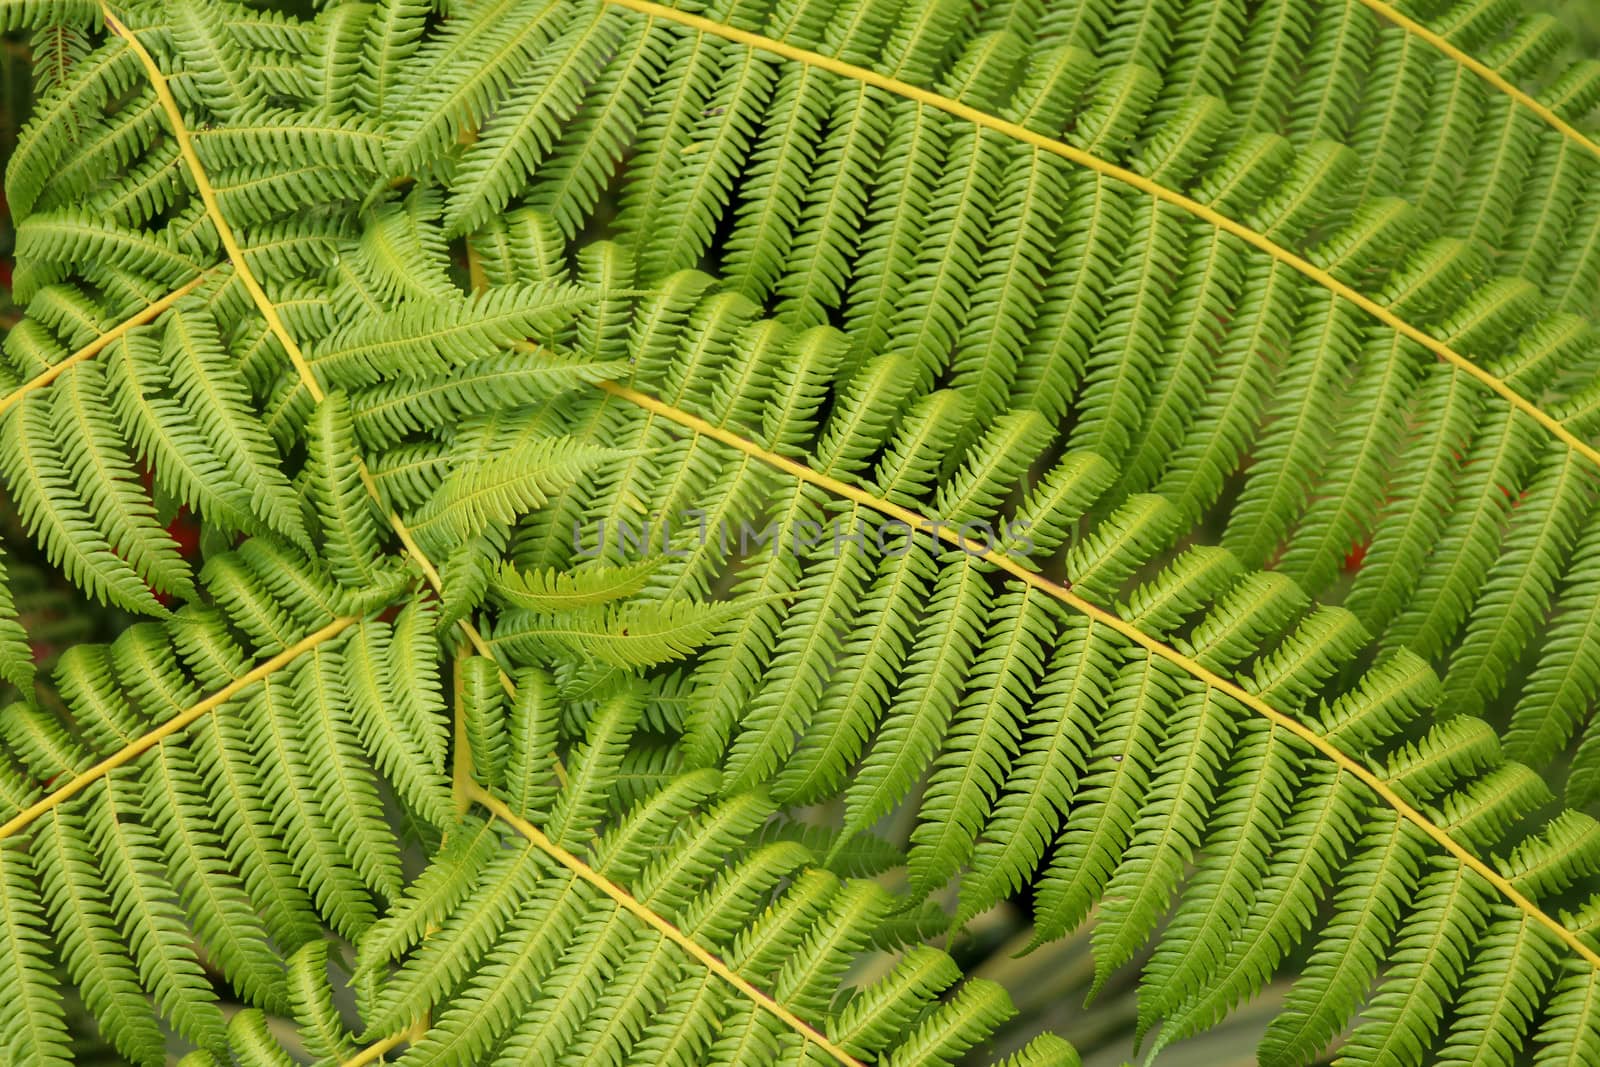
(0, 0, 1598, 1063)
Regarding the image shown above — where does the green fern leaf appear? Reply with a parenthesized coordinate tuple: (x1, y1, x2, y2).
(0, 393, 168, 615)
(0, 551, 34, 690)
(4, 1, 1600, 1063)
(0, 839, 69, 1067)
(409, 436, 618, 555)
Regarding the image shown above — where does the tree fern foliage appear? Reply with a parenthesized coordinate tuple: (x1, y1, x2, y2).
(1, 0, 1599, 1063)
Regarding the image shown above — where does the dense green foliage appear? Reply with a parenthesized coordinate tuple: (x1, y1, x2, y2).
(1, 0, 1600, 1063)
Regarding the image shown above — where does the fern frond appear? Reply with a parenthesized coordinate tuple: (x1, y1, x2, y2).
(308, 282, 599, 385)
(85, 773, 229, 1055)
(159, 301, 308, 547)
(6, 33, 137, 219)
(4, 2, 1600, 1063)
(490, 557, 659, 611)
(383, 0, 571, 176)
(348, 349, 629, 449)
(0, 392, 168, 616)
(12, 211, 202, 302)
(139, 740, 290, 1015)
(585, 365, 1600, 1064)
(445, 7, 631, 237)
(0, 839, 69, 1067)
(32, 804, 168, 1066)
(408, 436, 617, 555)
(343, 618, 453, 826)
(489, 595, 759, 670)
(352, 764, 1059, 1067)
(304, 391, 387, 588)
(0, 552, 35, 691)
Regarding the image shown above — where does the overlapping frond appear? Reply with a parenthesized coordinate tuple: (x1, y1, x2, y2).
(340, 763, 1062, 1067)
(330, 0, 1600, 808)
(0, 0, 1598, 1063)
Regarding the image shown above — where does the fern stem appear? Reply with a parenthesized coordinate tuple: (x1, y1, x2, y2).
(338, 1018, 429, 1067)
(466, 781, 870, 1067)
(601, 0, 1600, 477)
(596, 379, 1600, 972)
(0, 273, 207, 420)
(450, 652, 477, 821)
(1354, 0, 1600, 161)
(0, 615, 357, 843)
(459, 127, 491, 294)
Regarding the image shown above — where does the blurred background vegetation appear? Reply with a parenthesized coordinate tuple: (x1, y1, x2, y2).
(1538, 0, 1600, 54)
